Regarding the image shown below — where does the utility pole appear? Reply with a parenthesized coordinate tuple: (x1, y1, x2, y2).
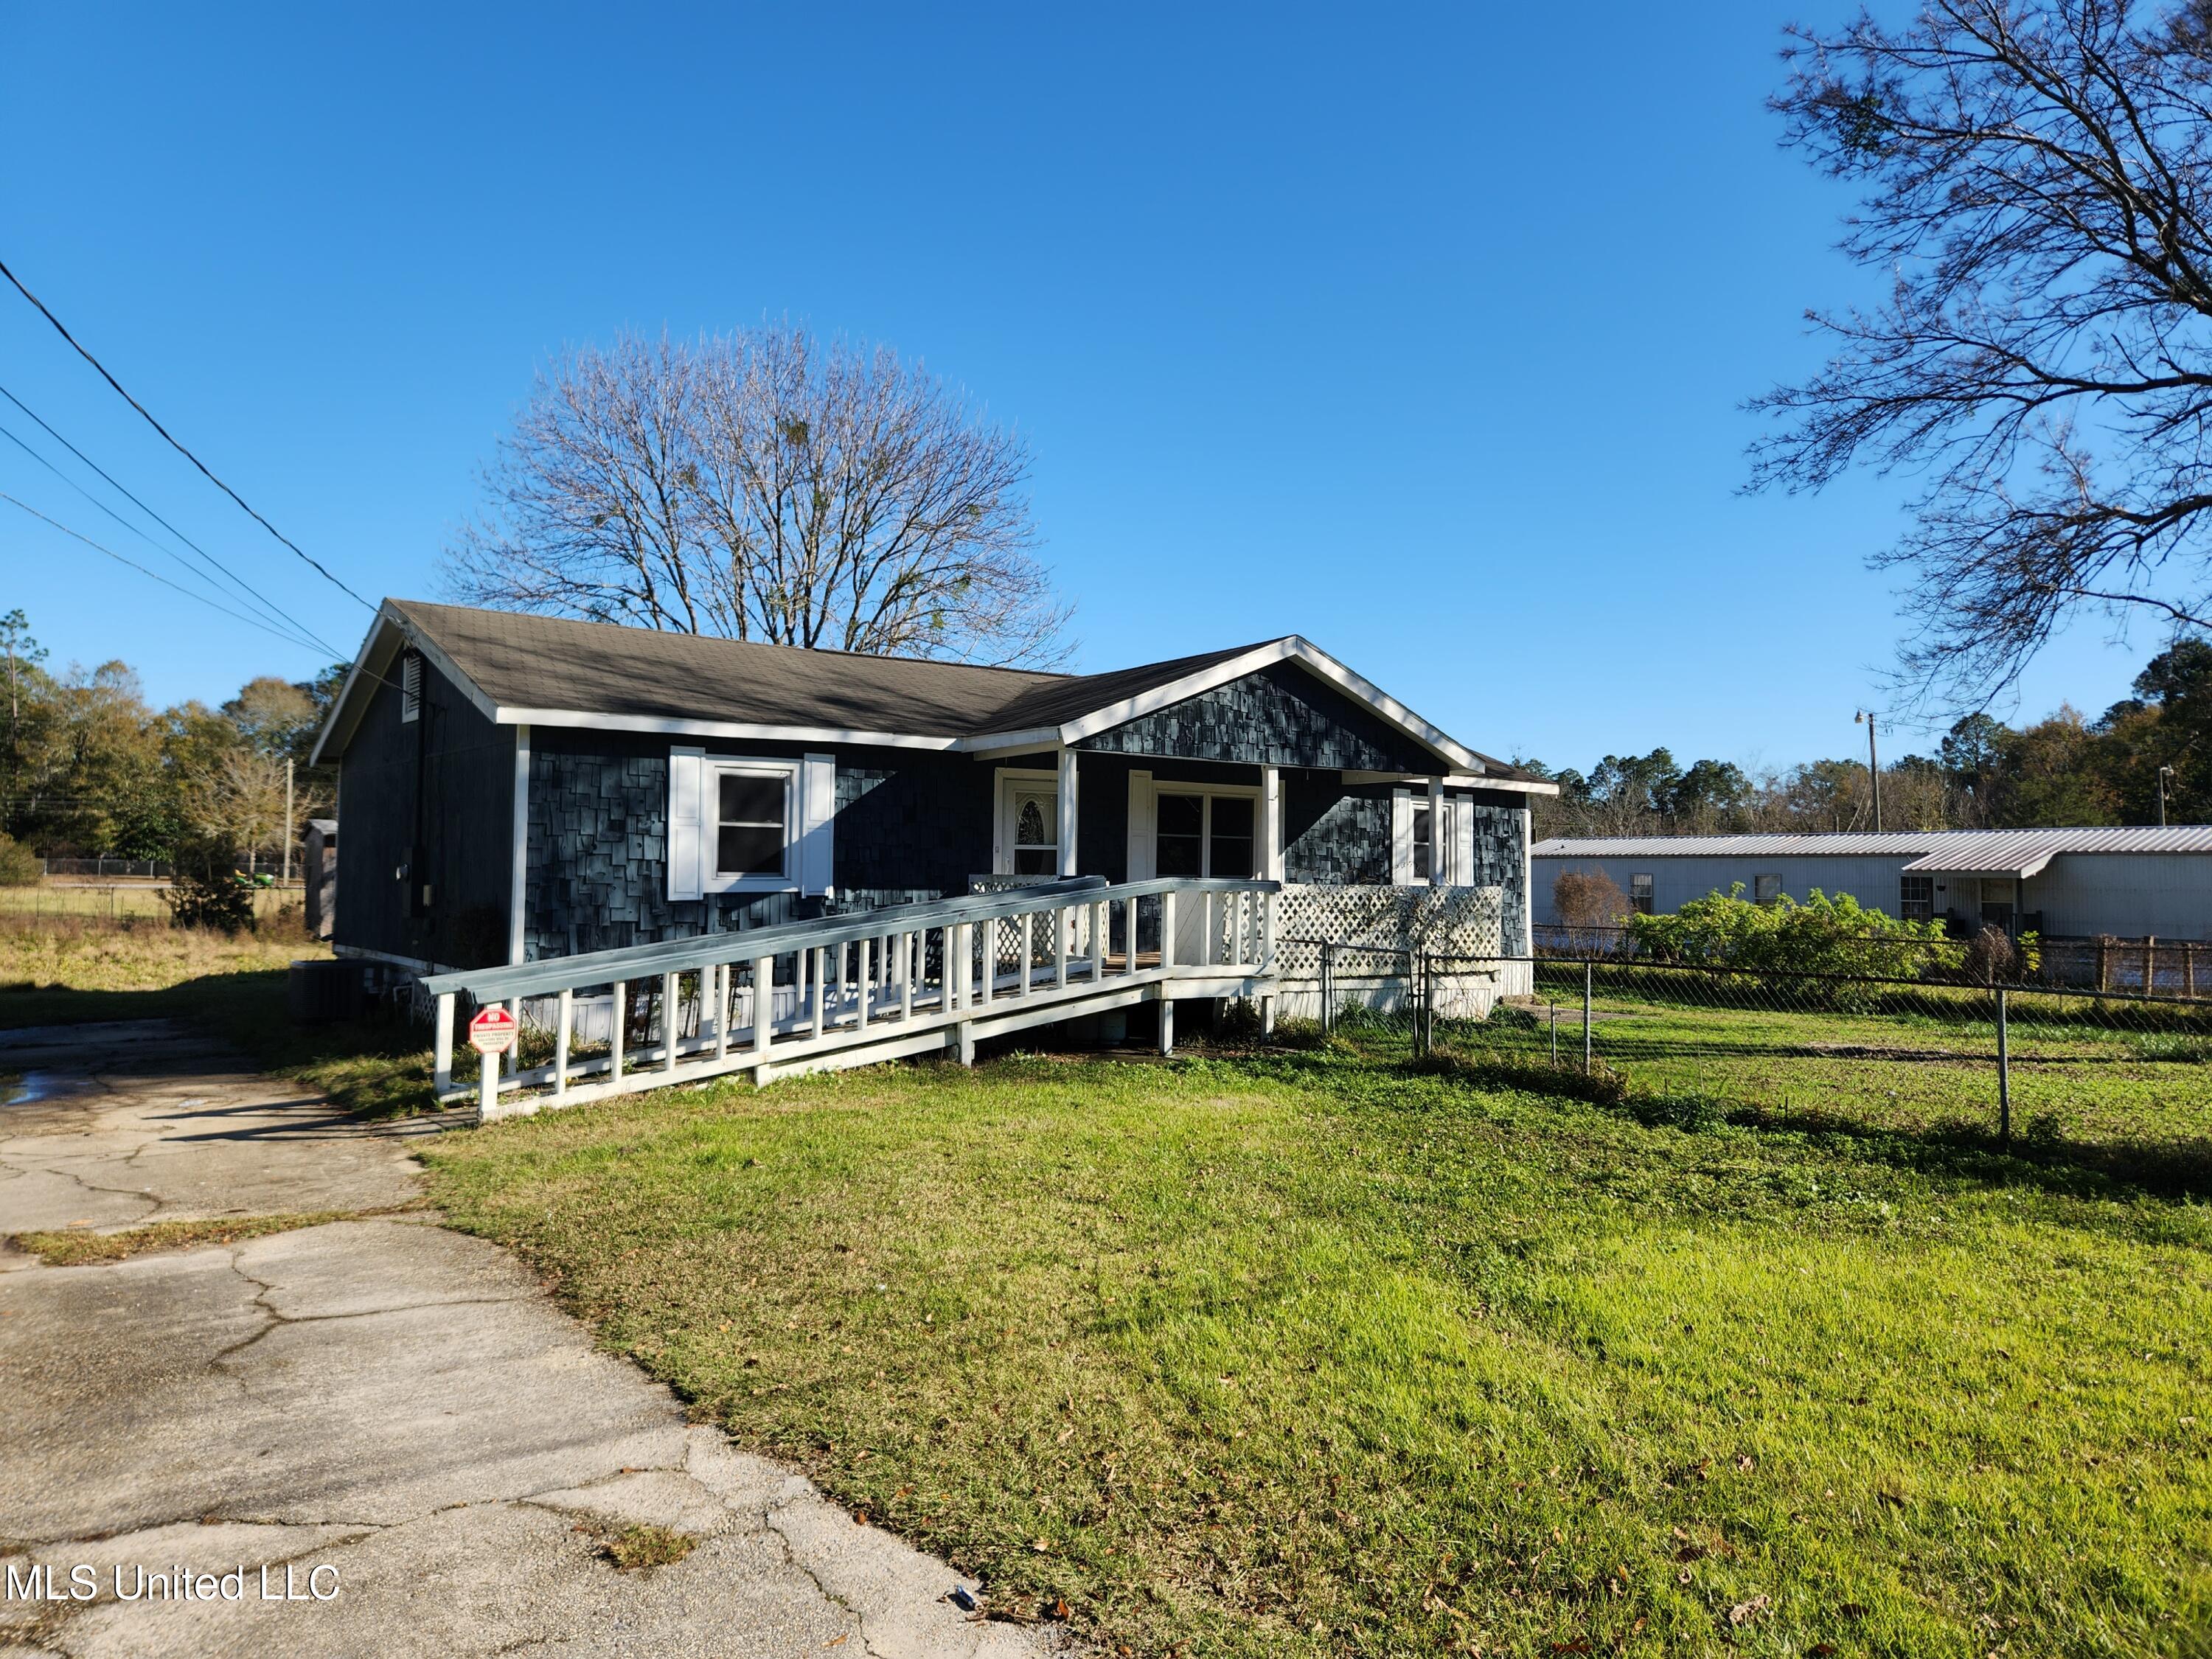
(2158, 764, 2176, 828)
(1855, 710, 1882, 831)
(283, 757, 295, 883)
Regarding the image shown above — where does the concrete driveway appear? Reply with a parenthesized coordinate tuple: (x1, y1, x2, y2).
(0, 1022, 1059, 1658)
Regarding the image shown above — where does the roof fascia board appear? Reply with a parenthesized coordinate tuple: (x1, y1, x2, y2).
(308, 607, 406, 767)
(1274, 640, 1482, 773)
(404, 625, 504, 727)
(1344, 769, 1559, 796)
(958, 728, 1065, 758)
(491, 706, 959, 751)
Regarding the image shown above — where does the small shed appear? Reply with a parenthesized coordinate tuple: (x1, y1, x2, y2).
(304, 818, 338, 940)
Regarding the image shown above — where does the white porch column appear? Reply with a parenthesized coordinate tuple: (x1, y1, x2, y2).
(1057, 747, 1079, 877)
(1260, 765, 1282, 881)
(1427, 775, 1446, 887)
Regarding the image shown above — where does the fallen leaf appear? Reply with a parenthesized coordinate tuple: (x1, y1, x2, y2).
(1728, 1595, 1771, 1627)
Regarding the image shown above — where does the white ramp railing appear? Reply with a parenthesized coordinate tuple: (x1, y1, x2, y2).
(422, 876, 1280, 1122)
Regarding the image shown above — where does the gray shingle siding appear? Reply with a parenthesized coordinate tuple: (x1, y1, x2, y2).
(1075, 661, 1435, 773)
(523, 731, 984, 961)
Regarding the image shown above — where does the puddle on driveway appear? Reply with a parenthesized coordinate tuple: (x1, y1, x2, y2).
(3, 1070, 95, 1107)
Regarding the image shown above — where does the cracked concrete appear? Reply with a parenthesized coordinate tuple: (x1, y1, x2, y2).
(0, 1022, 1065, 1658)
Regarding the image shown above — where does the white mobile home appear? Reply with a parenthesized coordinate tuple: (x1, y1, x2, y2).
(1532, 827, 2212, 942)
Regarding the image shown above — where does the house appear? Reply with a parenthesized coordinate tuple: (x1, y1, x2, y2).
(1532, 828, 2212, 944)
(311, 602, 1554, 1023)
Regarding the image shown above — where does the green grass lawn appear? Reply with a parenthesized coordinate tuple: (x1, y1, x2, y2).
(422, 1032, 2212, 1658)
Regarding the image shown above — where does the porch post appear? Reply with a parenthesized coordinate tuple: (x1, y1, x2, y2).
(1427, 775, 1446, 887)
(1261, 765, 1282, 881)
(1057, 747, 1079, 877)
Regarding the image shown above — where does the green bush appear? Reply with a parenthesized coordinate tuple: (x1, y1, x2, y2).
(0, 834, 38, 886)
(1626, 884, 1958, 981)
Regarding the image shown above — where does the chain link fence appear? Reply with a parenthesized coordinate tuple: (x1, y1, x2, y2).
(1299, 942, 2212, 1169)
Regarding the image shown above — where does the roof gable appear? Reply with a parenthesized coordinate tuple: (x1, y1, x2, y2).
(313, 600, 1537, 784)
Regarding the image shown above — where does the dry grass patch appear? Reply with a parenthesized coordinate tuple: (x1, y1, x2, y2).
(11, 1209, 385, 1265)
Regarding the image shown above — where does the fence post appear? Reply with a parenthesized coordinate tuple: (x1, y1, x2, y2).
(476, 1041, 498, 1125)
(1549, 999, 1559, 1066)
(1421, 952, 1434, 1057)
(1321, 942, 1334, 1036)
(433, 992, 455, 1098)
(1582, 961, 1593, 1076)
(1996, 986, 2011, 1147)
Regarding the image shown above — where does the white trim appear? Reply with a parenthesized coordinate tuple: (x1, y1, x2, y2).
(1517, 805, 1534, 955)
(1344, 769, 1561, 798)
(1260, 765, 1282, 881)
(495, 706, 958, 751)
(1391, 790, 1413, 884)
(961, 728, 1064, 759)
(1057, 748, 1079, 877)
(1427, 776, 1447, 889)
(509, 725, 530, 964)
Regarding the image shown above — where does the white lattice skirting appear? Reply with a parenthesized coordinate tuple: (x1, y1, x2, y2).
(1271, 883, 1526, 1020)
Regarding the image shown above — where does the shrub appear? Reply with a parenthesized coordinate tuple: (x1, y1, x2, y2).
(0, 834, 38, 886)
(1627, 884, 1957, 981)
(163, 838, 257, 934)
(1962, 925, 2021, 984)
(1552, 867, 1630, 948)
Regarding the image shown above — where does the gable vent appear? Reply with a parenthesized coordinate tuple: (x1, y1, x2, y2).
(400, 652, 422, 723)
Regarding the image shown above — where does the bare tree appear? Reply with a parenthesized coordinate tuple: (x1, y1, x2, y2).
(1753, 0, 2212, 706)
(447, 325, 1071, 667)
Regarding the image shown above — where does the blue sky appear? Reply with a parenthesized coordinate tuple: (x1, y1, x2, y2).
(0, 2, 2163, 772)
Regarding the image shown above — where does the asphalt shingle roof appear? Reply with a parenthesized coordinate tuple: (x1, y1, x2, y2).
(390, 600, 1262, 741)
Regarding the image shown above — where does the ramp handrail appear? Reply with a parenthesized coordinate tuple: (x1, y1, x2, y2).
(428, 874, 1282, 1116)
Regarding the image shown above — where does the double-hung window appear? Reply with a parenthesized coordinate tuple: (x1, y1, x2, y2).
(669, 749, 830, 902)
(1899, 874, 1934, 923)
(1630, 872, 1655, 915)
(1413, 804, 1438, 881)
(712, 765, 794, 883)
(1394, 793, 1461, 884)
(1155, 791, 1254, 878)
(1753, 872, 1784, 905)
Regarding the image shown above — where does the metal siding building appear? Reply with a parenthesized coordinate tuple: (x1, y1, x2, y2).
(1533, 828, 2212, 941)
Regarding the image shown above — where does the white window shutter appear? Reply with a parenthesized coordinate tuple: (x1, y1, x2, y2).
(1453, 799, 1475, 888)
(799, 754, 836, 895)
(1126, 771, 1154, 881)
(1390, 789, 1412, 886)
(668, 747, 704, 901)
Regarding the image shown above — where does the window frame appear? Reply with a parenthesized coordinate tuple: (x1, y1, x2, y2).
(702, 757, 802, 894)
(1899, 874, 1934, 923)
(1152, 784, 1262, 880)
(1753, 872, 1784, 905)
(1629, 872, 1655, 915)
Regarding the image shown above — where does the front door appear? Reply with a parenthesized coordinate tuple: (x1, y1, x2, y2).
(994, 773, 1060, 877)
(1155, 790, 1254, 963)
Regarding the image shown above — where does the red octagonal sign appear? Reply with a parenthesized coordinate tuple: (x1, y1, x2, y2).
(468, 1004, 518, 1056)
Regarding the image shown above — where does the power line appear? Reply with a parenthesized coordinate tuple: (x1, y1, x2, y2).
(0, 492, 340, 654)
(0, 400, 338, 657)
(0, 253, 374, 611)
